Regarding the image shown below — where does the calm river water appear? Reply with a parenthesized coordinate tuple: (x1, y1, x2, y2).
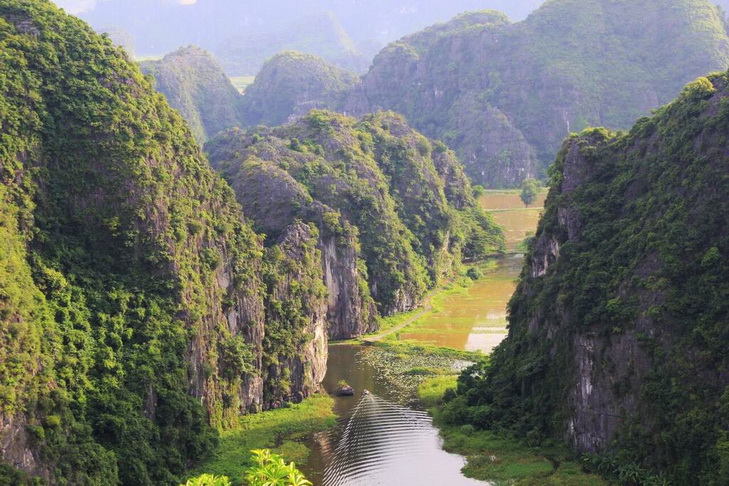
(302, 191, 545, 486)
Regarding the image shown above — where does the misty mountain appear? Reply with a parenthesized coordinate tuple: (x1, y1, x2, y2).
(56, 0, 545, 74)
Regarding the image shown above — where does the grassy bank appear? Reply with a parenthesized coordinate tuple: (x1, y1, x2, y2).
(185, 395, 336, 485)
(418, 376, 608, 485)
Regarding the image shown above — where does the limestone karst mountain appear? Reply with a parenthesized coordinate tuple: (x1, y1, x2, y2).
(447, 73, 729, 484)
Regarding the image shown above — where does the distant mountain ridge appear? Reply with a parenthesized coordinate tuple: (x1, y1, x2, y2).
(231, 0, 729, 187)
(57, 0, 545, 74)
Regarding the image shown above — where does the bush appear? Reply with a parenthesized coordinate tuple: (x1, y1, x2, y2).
(466, 267, 484, 280)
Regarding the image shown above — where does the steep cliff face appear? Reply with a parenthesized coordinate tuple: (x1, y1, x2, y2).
(240, 51, 360, 127)
(0, 2, 327, 484)
(207, 110, 504, 318)
(140, 46, 245, 142)
(207, 153, 377, 339)
(342, 0, 729, 187)
(450, 74, 729, 484)
(207, 115, 429, 317)
(261, 223, 328, 407)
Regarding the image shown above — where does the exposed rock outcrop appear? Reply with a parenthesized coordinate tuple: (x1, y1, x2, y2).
(207, 110, 504, 321)
(235, 1, 729, 187)
(344, 0, 729, 187)
(262, 223, 328, 406)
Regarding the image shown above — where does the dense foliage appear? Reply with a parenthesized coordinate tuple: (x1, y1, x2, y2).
(0, 1, 327, 483)
(519, 178, 540, 207)
(232, 0, 729, 187)
(206, 110, 504, 316)
(351, 0, 729, 186)
(445, 73, 729, 484)
(140, 46, 245, 143)
(182, 474, 232, 486)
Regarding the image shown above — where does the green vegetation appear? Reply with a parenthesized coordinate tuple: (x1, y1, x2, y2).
(207, 110, 504, 316)
(239, 51, 359, 127)
(418, 376, 608, 485)
(377, 260, 501, 343)
(140, 46, 245, 142)
(182, 474, 232, 486)
(245, 449, 311, 486)
(448, 72, 729, 483)
(0, 2, 332, 483)
(519, 178, 540, 207)
(187, 396, 335, 485)
(340, 0, 729, 187)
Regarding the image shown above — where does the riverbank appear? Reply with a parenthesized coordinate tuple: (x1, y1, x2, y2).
(185, 395, 337, 485)
(188, 189, 551, 484)
(362, 261, 497, 344)
(418, 375, 608, 485)
(326, 340, 608, 485)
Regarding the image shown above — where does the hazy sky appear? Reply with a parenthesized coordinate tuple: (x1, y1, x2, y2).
(55, 0, 197, 14)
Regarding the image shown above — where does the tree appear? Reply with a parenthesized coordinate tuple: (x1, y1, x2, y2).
(520, 178, 540, 207)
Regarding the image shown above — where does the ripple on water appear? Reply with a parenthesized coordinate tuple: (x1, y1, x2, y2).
(320, 394, 485, 486)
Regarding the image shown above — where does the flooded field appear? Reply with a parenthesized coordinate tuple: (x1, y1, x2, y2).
(396, 190, 546, 353)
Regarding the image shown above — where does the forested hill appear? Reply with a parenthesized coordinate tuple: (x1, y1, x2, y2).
(140, 46, 245, 143)
(0, 3, 505, 483)
(446, 73, 729, 484)
(206, 110, 505, 320)
(231, 0, 729, 188)
(0, 1, 326, 483)
(343, 0, 729, 187)
(238, 51, 360, 127)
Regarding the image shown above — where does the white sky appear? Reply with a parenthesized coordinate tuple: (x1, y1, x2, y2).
(54, 0, 197, 14)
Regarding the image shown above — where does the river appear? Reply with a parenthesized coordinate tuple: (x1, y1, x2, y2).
(303, 191, 545, 486)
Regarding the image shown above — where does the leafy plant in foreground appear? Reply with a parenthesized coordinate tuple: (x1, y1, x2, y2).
(182, 474, 232, 486)
(244, 449, 312, 486)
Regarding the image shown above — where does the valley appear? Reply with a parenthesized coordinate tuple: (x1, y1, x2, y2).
(3, 1, 729, 485)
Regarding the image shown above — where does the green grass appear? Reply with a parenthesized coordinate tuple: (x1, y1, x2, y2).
(371, 341, 483, 363)
(186, 395, 336, 485)
(417, 377, 608, 486)
(418, 375, 458, 408)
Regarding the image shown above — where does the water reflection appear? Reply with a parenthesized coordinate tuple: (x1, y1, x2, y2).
(396, 191, 545, 353)
(321, 394, 481, 486)
(302, 192, 544, 484)
(304, 346, 485, 486)
(397, 254, 523, 353)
